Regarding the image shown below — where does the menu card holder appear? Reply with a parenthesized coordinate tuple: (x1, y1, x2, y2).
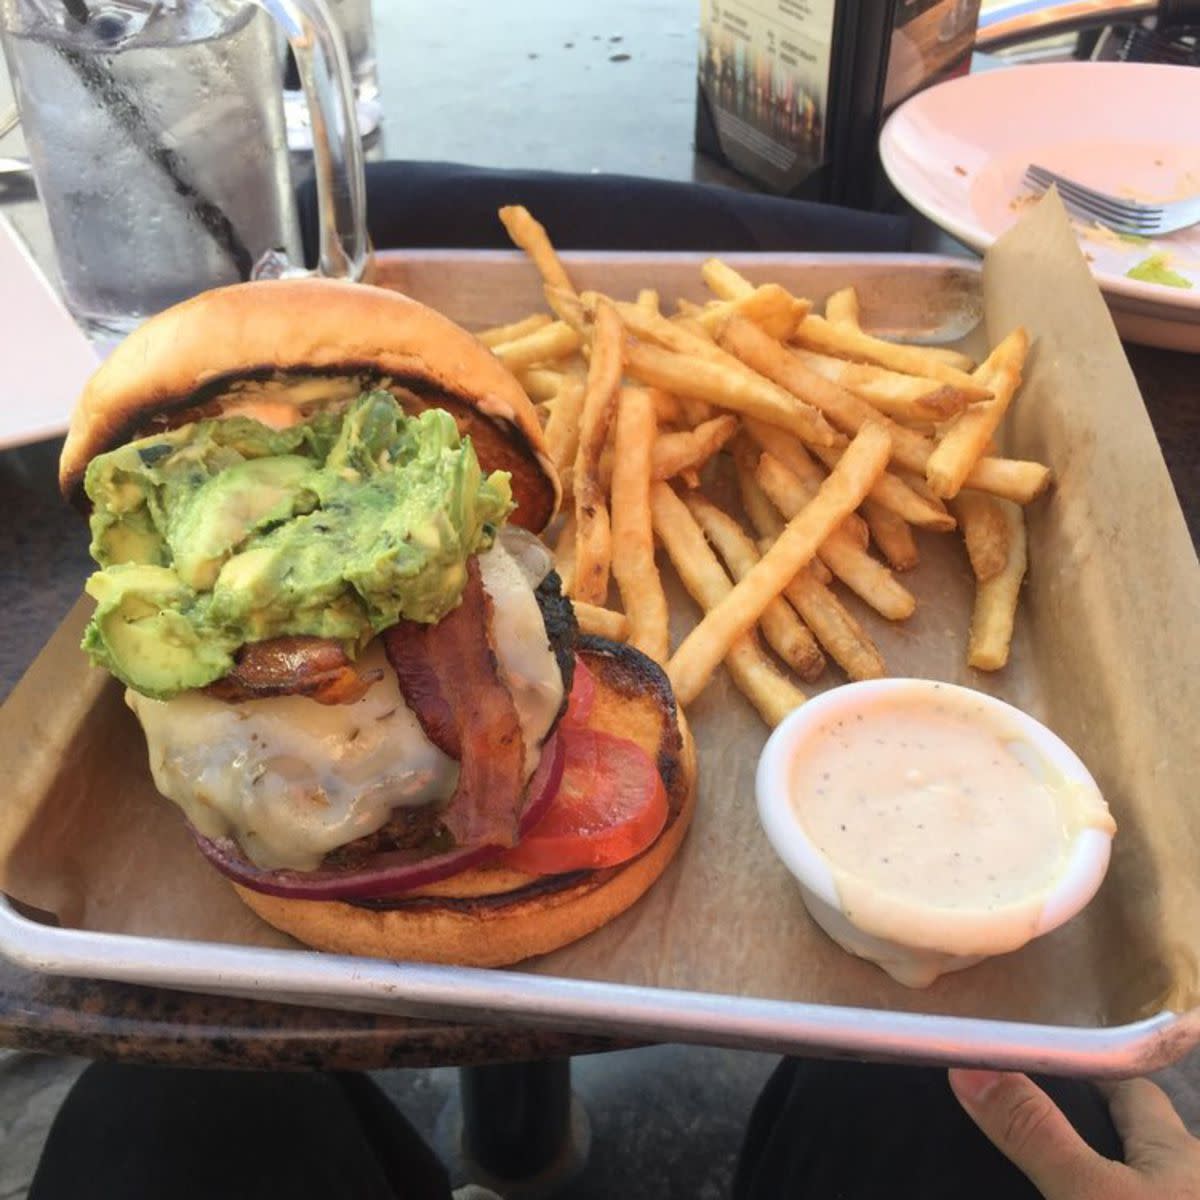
(696, 0, 982, 209)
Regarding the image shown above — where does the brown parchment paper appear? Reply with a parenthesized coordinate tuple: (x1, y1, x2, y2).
(2, 194, 1198, 1030)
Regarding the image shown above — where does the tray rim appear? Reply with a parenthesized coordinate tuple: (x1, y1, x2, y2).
(373, 248, 986, 343)
(2, 249, 1194, 1075)
(372, 247, 982, 267)
(1, 896, 1197, 1076)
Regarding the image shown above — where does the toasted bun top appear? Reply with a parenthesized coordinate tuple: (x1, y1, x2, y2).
(59, 278, 559, 530)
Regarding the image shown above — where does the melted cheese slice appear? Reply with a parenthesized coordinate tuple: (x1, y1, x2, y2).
(477, 541, 563, 776)
(128, 543, 564, 872)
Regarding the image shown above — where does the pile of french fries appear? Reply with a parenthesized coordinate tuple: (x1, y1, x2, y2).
(486, 206, 1047, 727)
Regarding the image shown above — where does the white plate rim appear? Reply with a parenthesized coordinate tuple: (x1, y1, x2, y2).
(879, 61, 1200, 316)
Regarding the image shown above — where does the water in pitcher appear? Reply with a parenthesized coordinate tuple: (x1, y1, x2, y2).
(1, 1, 300, 337)
(328, 0, 377, 102)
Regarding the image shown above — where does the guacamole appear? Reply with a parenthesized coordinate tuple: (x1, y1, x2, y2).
(82, 392, 513, 698)
(1126, 253, 1193, 290)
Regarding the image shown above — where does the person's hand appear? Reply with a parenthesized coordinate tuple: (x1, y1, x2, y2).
(949, 1068, 1200, 1199)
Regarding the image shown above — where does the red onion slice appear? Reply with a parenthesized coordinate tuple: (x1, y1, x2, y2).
(515, 728, 565, 836)
(194, 733, 566, 901)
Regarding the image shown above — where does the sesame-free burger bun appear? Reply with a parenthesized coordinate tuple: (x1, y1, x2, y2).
(59, 278, 559, 530)
(233, 638, 697, 967)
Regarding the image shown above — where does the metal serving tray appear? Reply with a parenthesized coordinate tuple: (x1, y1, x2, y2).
(2, 248, 1196, 1076)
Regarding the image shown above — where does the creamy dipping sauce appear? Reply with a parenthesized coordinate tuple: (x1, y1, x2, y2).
(788, 683, 1115, 955)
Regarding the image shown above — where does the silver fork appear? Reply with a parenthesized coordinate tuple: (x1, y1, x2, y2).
(1023, 163, 1200, 237)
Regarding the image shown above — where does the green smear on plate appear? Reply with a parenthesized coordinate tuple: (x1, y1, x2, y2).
(1126, 253, 1193, 289)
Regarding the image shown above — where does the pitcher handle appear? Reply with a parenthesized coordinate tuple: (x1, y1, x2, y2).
(259, 0, 368, 280)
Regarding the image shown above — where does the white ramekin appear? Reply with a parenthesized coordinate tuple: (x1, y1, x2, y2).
(756, 679, 1115, 989)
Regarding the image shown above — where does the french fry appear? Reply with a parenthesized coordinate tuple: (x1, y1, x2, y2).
(586, 381, 680, 425)
(685, 493, 827, 682)
(645, 387, 684, 426)
(861, 499, 919, 572)
(608, 298, 732, 364)
(731, 436, 833, 586)
(701, 258, 755, 300)
(712, 644, 808, 726)
(791, 315, 989, 395)
(828, 307, 976, 373)
(667, 424, 892, 705)
(677, 395, 716, 427)
(818, 312, 976, 370)
(732, 436, 783, 535)
(478, 312, 553, 347)
(574, 601, 628, 642)
(777, 563, 885, 681)
(756, 453, 917, 621)
(652, 415, 738, 482)
(894, 468, 943, 505)
(824, 286, 860, 327)
(967, 499, 1027, 670)
(900, 460, 1047, 507)
(723, 315, 1046, 504)
(807, 437, 956, 531)
(912, 344, 978, 371)
(747, 422, 823, 489)
(597, 384, 683, 428)
(735, 436, 880, 668)
(554, 511, 578, 595)
(720, 316, 935, 473)
(572, 300, 624, 603)
(476, 213, 1051, 713)
(949, 490, 1011, 582)
(499, 205, 574, 293)
(692, 284, 810, 341)
(854, 324, 974, 369)
(791, 348, 968, 423)
(611, 388, 670, 663)
(962, 456, 1051, 504)
(742, 422, 869, 548)
(675, 316, 715, 342)
(598, 414, 736, 492)
(809, 557, 846, 594)
(544, 377, 584, 496)
(544, 284, 589, 333)
(612, 290, 797, 384)
(516, 367, 565, 403)
(925, 328, 1029, 499)
(624, 340, 836, 448)
(492, 321, 582, 372)
(651, 483, 806, 724)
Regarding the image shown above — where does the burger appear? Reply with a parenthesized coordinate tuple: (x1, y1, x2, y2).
(60, 278, 695, 967)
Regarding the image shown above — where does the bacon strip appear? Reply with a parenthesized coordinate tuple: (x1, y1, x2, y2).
(383, 639, 460, 759)
(383, 559, 527, 847)
(206, 637, 382, 706)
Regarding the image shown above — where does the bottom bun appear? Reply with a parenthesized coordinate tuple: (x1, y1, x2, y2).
(234, 636, 697, 965)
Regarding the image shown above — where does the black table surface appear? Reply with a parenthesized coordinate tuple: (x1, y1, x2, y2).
(0, 341, 1194, 1068)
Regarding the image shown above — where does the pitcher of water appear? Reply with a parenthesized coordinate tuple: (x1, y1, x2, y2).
(0, 0, 367, 338)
